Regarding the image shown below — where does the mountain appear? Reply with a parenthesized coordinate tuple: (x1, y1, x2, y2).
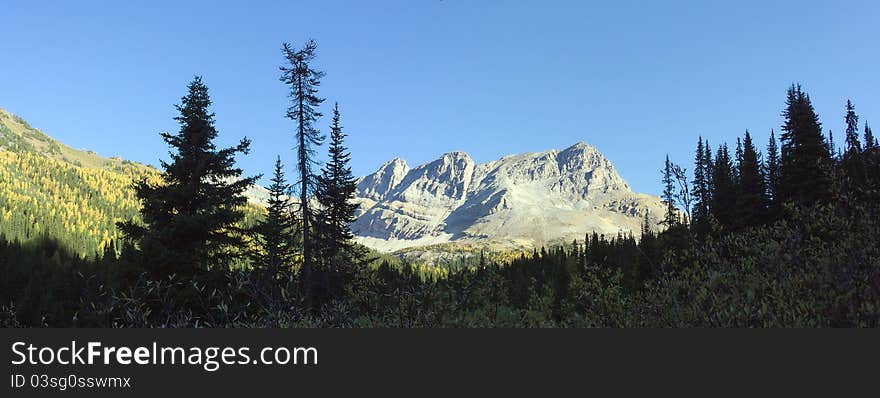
(352, 142, 666, 252)
(0, 108, 265, 257)
(0, 108, 271, 203)
(0, 108, 152, 172)
(2, 107, 665, 257)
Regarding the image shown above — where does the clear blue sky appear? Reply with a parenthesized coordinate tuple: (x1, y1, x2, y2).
(2, 0, 878, 195)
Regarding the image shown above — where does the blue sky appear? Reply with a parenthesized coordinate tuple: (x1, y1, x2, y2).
(2, 0, 878, 195)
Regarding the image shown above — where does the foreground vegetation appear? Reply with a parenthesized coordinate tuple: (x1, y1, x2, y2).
(2, 194, 877, 327)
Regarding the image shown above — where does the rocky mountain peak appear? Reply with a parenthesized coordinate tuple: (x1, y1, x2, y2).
(441, 150, 471, 160)
(563, 141, 592, 151)
(352, 142, 665, 252)
(383, 157, 409, 169)
(356, 157, 410, 201)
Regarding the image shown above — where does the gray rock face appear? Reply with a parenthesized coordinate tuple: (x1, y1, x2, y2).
(356, 157, 410, 201)
(352, 142, 666, 252)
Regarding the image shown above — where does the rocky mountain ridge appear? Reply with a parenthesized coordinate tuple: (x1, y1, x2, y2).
(352, 142, 666, 252)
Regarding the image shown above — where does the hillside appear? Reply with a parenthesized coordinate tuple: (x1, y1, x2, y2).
(0, 108, 153, 172)
(0, 108, 263, 257)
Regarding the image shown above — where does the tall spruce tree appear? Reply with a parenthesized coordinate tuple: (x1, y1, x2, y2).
(766, 130, 780, 203)
(253, 156, 299, 281)
(778, 84, 832, 206)
(735, 137, 744, 174)
(691, 137, 711, 238)
(118, 77, 257, 276)
(734, 131, 767, 229)
(704, 139, 714, 204)
(863, 123, 879, 188)
(844, 100, 861, 154)
(661, 155, 677, 226)
(316, 103, 359, 260)
(830, 130, 838, 157)
(841, 100, 866, 187)
(710, 144, 736, 232)
(280, 40, 325, 286)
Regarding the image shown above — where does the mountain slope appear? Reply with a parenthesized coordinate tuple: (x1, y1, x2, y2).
(352, 142, 666, 252)
(0, 108, 264, 257)
(0, 108, 152, 172)
(0, 108, 160, 255)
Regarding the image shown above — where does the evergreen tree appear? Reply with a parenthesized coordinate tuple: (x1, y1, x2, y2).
(704, 140, 714, 205)
(640, 211, 652, 238)
(845, 100, 862, 154)
(828, 130, 836, 158)
(691, 137, 711, 238)
(661, 155, 677, 226)
(735, 137, 744, 174)
(118, 77, 257, 276)
(734, 131, 767, 229)
(710, 144, 736, 232)
(253, 156, 299, 281)
(778, 84, 833, 206)
(864, 123, 879, 188)
(766, 130, 780, 203)
(315, 103, 359, 261)
(280, 40, 325, 287)
(841, 100, 866, 187)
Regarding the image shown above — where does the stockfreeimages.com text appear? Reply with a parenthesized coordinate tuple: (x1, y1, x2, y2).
(10, 342, 317, 372)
